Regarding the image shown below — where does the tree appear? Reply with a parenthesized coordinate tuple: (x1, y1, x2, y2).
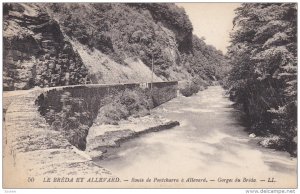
(227, 3, 297, 155)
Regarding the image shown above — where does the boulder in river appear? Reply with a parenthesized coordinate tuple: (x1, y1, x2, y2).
(249, 133, 256, 138)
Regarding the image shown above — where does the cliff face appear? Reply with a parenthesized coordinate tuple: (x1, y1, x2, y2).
(46, 3, 191, 81)
(3, 3, 228, 91)
(3, 3, 89, 90)
(127, 3, 194, 53)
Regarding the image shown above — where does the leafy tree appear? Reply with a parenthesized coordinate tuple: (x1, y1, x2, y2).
(227, 3, 297, 155)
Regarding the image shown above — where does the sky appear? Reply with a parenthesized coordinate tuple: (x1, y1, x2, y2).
(177, 3, 240, 54)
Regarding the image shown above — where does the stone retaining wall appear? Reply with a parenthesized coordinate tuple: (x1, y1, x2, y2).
(34, 81, 178, 150)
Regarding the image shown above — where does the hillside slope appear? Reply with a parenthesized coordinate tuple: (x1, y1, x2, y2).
(70, 40, 163, 84)
(3, 3, 229, 91)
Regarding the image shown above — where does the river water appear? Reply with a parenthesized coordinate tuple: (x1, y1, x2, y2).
(95, 86, 297, 188)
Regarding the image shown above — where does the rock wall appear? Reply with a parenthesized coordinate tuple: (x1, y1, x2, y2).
(3, 3, 89, 91)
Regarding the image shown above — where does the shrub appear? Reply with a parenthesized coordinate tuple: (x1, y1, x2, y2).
(119, 88, 153, 115)
(179, 80, 201, 97)
(97, 88, 153, 125)
(97, 103, 129, 125)
(259, 135, 286, 150)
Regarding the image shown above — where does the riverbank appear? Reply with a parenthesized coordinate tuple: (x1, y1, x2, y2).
(86, 114, 180, 159)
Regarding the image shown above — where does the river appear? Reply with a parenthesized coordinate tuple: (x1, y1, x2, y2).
(95, 86, 297, 188)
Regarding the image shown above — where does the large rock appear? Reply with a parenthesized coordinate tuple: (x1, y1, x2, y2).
(3, 3, 90, 91)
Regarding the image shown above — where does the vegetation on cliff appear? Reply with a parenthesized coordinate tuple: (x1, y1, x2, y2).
(225, 3, 297, 156)
(4, 3, 229, 91)
(45, 3, 228, 85)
